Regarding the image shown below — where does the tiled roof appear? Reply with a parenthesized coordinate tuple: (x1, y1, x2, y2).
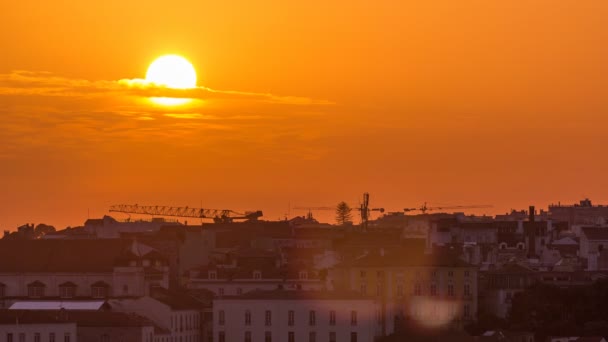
(342, 251, 473, 268)
(217, 289, 373, 301)
(0, 309, 73, 324)
(0, 239, 155, 273)
(149, 287, 209, 310)
(582, 227, 608, 240)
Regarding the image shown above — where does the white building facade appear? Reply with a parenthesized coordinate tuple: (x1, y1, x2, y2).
(213, 290, 379, 342)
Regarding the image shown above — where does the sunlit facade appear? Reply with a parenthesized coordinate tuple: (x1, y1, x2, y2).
(329, 251, 477, 335)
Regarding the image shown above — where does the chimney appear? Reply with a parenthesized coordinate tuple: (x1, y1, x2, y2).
(529, 206, 535, 222)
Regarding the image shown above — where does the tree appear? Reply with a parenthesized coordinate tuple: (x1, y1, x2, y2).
(34, 223, 55, 239)
(335, 201, 353, 225)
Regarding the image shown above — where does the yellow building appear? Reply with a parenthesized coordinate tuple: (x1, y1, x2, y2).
(329, 250, 477, 335)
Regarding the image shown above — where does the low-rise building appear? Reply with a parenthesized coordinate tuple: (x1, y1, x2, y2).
(213, 289, 379, 342)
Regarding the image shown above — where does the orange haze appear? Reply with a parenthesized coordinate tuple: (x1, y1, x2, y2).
(1, 1, 608, 229)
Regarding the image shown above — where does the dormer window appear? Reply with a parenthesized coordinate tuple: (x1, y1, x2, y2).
(59, 282, 77, 299)
(143, 259, 151, 267)
(253, 271, 262, 279)
(299, 271, 308, 280)
(91, 281, 110, 299)
(27, 281, 46, 298)
(209, 271, 217, 280)
(129, 260, 137, 267)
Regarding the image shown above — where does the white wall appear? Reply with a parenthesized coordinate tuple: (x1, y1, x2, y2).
(214, 297, 379, 342)
(0, 323, 77, 342)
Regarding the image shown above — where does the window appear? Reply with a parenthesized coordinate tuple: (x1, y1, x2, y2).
(34, 333, 41, 342)
(464, 284, 471, 296)
(288, 332, 295, 342)
(430, 284, 437, 296)
(329, 310, 336, 325)
(27, 281, 45, 298)
(64, 333, 71, 342)
(351, 311, 357, 326)
(265, 331, 272, 342)
(59, 283, 76, 299)
(19, 333, 25, 342)
(309, 310, 316, 326)
(219, 310, 225, 325)
(397, 284, 403, 297)
(0, 284, 5, 298)
(92, 286, 108, 298)
(299, 271, 308, 279)
(237, 287, 243, 295)
(209, 270, 217, 279)
(265, 310, 272, 326)
(360, 271, 366, 278)
(464, 270, 470, 277)
(360, 283, 366, 295)
(122, 284, 128, 295)
(448, 271, 454, 277)
(218, 288, 224, 296)
(329, 332, 336, 342)
(7, 334, 13, 342)
(253, 271, 262, 279)
(432, 270, 438, 278)
(49, 334, 55, 342)
(288, 310, 295, 326)
(377, 270, 384, 278)
(448, 284, 454, 297)
(309, 332, 316, 342)
(414, 283, 421, 296)
(101, 335, 110, 342)
(464, 304, 471, 318)
(245, 310, 251, 325)
(350, 332, 358, 342)
(218, 332, 225, 342)
(376, 283, 382, 296)
(245, 331, 251, 342)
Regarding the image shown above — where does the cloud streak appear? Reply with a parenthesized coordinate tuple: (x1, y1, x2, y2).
(0, 70, 333, 106)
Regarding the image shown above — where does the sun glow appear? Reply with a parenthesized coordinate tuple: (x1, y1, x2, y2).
(145, 55, 197, 106)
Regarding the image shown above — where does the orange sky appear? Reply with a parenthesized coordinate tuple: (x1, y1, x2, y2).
(1, 1, 608, 229)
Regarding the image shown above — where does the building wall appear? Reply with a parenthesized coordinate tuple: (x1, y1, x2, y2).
(331, 265, 477, 334)
(214, 298, 379, 342)
(187, 280, 324, 296)
(111, 297, 201, 342)
(0, 268, 150, 301)
(78, 325, 154, 342)
(0, 323, 77, 342)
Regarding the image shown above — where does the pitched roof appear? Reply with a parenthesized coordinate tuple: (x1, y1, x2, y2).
(0, 309, 75, 325)
(582, 227, 608, 240)
(342, 251, 473, 268)
(217, 289, 373, 301)
(9, 301, 108, 311)
(0, 239, 154, 273)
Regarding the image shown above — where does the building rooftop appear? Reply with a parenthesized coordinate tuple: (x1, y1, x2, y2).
(217, 289, 373, 301)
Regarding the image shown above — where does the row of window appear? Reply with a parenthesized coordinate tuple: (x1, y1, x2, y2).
(217, 331, 359, 342)
(22, 284, 109, 299)
(360, 270, 471, 278)
(360, 282, 472, 297)
(5, 333, 71, 342)
(209, 271, 312, 280)
(170, 313, 199, 332)
(219, 310, 356, 326)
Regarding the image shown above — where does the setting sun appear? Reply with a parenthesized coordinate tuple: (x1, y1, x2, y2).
(146, 55, 197, 105)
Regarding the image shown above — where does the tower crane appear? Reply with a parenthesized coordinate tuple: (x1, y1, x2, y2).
(404, 203, 493, 214)
(294, 192, 384, 231)
(109, 204, 263, 223)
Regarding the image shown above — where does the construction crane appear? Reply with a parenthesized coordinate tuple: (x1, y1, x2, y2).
(109, 204, 263, 223)
(294, 192, 384, 231)
(404, 203, 493, 214)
